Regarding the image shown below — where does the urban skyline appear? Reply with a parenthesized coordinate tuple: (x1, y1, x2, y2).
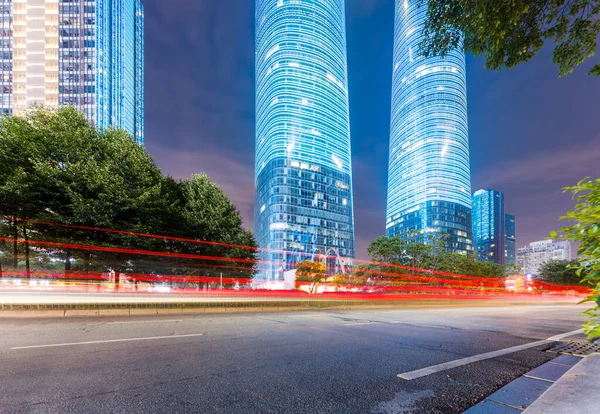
(0, 0, 145, 144)
(141, 0, 598, 261)
(0, 0, 593, 260)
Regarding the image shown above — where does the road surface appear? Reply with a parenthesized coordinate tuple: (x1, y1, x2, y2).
(0, 304, 588, 413)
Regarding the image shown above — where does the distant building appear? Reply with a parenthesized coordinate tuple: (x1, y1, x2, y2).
(385, 0, 473, 253)
(517, 240, 572, 275)
(0, 0, 145, 145)
(472, 189, 505, 265)
(505, 214, 516, 265)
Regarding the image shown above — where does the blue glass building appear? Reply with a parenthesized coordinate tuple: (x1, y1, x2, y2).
(505, 213, 516, 265)
(386, 0, 473, 252)
(0, 0, 144, 145)
(255, 0, 355, 278)
(472, 189, 505, 265)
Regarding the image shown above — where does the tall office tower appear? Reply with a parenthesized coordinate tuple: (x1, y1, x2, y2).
(472, 189, 505, 265)
(386, 0, 473, 252)
(255, 0, 355, 279)
(0, 0, 144, 145)
(505, 213, 516, 265)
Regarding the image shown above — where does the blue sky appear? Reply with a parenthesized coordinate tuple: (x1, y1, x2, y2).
(142, 0, 600, 259)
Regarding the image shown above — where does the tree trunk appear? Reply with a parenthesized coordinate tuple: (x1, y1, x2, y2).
(85, 251, 91, 274)
(65, 248, 71, 277)
(23, 226, 30, 278)
(0, 238, 4, 278)
(12, 217, 18, 269)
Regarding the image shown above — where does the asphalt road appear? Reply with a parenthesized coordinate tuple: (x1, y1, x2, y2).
(0, 304, 588, 413)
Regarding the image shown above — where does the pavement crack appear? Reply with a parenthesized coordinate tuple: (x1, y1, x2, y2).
(247, 315, 289, 324)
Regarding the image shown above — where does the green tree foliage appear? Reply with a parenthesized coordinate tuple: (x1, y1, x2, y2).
(295, 260, 327, 294)
(538, 259, 582, 285)
(553, 177, 600, 338)
(0, 106, 256, 282)
(367, 235, 406, 264)
(420, 0, 600, 76)
(366, 234, 503, 278)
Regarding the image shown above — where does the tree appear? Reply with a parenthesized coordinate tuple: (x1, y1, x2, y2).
(367, 235, 406, 264)
(405, 230, 434, 270)
(0, 106, 98, 275)
(295, 260, 327, 294)
(538, 259, 582, 285)
(366, 233, 504, 279)
(553, 177, 600, 338)
(420, 0, 600, 77)
(177, 174, 257, 280)
(0, 106, 257, 283)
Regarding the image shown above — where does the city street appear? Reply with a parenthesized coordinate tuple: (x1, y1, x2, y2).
(0, 304, 588, 413)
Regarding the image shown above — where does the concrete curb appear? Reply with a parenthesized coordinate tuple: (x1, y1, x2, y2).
(464, 354, 586, 413)
(524, 353, 600, 413)
(0, 300, 583, 319)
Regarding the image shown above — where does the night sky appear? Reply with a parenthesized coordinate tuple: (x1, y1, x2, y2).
(142, 0, 600, 260)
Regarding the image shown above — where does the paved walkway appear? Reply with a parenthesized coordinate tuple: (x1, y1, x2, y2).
(465, 352, 599, 413)
(524, 353, 600, 414)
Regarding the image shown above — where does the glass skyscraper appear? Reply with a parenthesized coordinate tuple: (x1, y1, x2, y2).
(472, 189, 505, 265)
(386, 0, 472, 252)
(255, 0, 355, 278)
(0, 0, 144, 145)
(505, 213, 516, 265)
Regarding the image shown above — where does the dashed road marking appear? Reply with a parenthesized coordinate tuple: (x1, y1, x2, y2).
(11, 333, 204, 350)
(106, 319, 182, 325)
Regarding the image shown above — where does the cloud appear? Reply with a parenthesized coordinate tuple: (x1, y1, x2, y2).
(473, 140, 600, 189)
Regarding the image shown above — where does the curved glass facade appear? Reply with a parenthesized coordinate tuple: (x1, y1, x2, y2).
(386, 0, 473, 252)
(255, 0, 355, 278)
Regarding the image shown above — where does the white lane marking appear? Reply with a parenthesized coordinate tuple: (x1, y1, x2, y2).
(547, 329, 584, 341)
(344, 321, 375, 326)
(106, 319, 183, 325)
(397, 328, 584, 380)
(11, 333, 204, 350)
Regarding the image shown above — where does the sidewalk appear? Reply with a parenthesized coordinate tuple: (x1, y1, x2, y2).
(464, 350, 599, 413)
(524, 353, 600, 414)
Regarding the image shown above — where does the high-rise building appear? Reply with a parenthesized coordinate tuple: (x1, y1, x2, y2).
(505, 213, 516, 265)
(254, 0, 355, 278)
(386, 0, 472, 252)
(0, 0, 144, 145)
(472, 189, 505, 265)
(517, 240, 571, 275)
